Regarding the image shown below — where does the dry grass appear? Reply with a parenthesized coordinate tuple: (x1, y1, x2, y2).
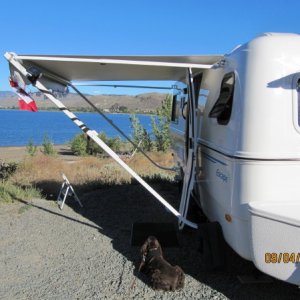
(0, 181, 42, 203)
(8, 151, 176, 199)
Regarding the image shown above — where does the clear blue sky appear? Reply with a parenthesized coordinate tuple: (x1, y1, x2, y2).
(1, 0, 300, 94)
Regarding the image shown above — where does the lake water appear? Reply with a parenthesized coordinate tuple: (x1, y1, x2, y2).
(0, 110, 154, 146)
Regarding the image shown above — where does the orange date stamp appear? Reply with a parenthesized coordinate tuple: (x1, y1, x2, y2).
(265, 252, 300, 264)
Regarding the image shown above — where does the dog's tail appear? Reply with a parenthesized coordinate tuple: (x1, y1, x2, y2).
(175, 266, 185, 289)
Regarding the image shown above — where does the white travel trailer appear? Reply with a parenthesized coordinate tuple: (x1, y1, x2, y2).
(171, 32, 300, 285)
(4, 32, 300, 285)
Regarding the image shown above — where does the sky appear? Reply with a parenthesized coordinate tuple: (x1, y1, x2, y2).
(1, 0, 300, 94)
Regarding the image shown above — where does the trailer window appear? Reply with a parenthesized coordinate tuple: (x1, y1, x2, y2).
(171, 95, 178, 122)
(209, 72, 235, 125)
(171, 94, 185, 123)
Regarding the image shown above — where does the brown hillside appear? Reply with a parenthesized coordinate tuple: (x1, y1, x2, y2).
(0, 92, 167, 112)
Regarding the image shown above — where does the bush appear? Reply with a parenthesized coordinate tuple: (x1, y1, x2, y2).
(130, 114, 152, 152)
(129, 95, 172, 153)
(41, 134, 56, 156)
(0, 161, 17, 181)
(103, 134, 122, 153)
(151, 95, 172, 152)
(151, 114, 171, 152)
(69, 132, 123, 156)
(89, 132, 122, 155)
(26, 139, 37, 156)
(70, 133, 88, 156)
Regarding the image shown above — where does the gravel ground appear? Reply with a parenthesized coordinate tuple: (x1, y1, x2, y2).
(1, 183, 300, 300)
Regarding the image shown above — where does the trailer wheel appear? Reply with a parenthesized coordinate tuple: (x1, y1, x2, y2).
(198, 222, 226, 270)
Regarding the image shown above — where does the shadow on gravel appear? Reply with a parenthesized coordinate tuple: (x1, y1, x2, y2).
(33, 179, 300, 300)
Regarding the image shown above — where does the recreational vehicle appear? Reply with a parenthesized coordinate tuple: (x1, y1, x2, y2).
(4, 32, 300, 285)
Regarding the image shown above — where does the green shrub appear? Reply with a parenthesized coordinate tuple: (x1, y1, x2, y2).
(69, 132, 123, 156)
(151, 114, 171, 152)
(130, 114, 152, 152)
(26, 139, 37, 156)
(0, 161, 18, 181)
(129, 95, 172, 153)
(106, 135, 122, 153)
(151, 95, 172, 152)
(70, 133, 88, 156)
(90, 132, 122, 155)
(41, 134, 56, 156)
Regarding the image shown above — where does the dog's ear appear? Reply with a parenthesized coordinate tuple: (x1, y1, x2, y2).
(140, 239, 149, 255)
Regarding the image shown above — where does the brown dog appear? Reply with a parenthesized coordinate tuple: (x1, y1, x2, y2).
(140, 236, 185, 291)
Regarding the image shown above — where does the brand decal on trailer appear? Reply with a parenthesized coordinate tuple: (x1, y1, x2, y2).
(216, 169, 228, 183)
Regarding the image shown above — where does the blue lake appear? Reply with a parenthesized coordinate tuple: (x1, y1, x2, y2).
(0, 110, 154, 146)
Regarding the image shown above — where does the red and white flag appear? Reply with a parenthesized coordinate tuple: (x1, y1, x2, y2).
(9, 78, 38, 112)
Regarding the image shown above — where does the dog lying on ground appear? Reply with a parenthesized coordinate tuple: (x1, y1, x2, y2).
(139, 236, 185, 291)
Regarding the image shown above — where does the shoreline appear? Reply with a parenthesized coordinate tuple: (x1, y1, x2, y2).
(0, 144, 67, 149)
(0, 108, 156, 115)
(0, 144, 75, 162)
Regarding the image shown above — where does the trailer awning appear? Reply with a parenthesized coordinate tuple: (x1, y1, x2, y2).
(5, 51, 212, 229)
(6, 53, 223, 82)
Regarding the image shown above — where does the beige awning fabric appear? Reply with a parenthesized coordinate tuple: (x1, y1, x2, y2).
(11, 54, 223, 82)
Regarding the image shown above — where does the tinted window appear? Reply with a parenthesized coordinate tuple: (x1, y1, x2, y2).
(209, 72, 235, 125)
(171, 94, 178, 122)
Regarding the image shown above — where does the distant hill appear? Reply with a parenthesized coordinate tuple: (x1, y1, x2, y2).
(0, 91, 167, 113)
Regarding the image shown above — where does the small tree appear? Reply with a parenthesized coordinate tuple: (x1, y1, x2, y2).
(151, 95, 172, 152)
(90, 132, 122, 155)
(130, 114, 152, 152)
(41, 134, 56, 156)
(26, 138, 37, 156)
(70, 133, 88, 156)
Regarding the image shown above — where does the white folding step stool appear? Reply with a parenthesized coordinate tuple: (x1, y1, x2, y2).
(57, 173, 83, 210)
